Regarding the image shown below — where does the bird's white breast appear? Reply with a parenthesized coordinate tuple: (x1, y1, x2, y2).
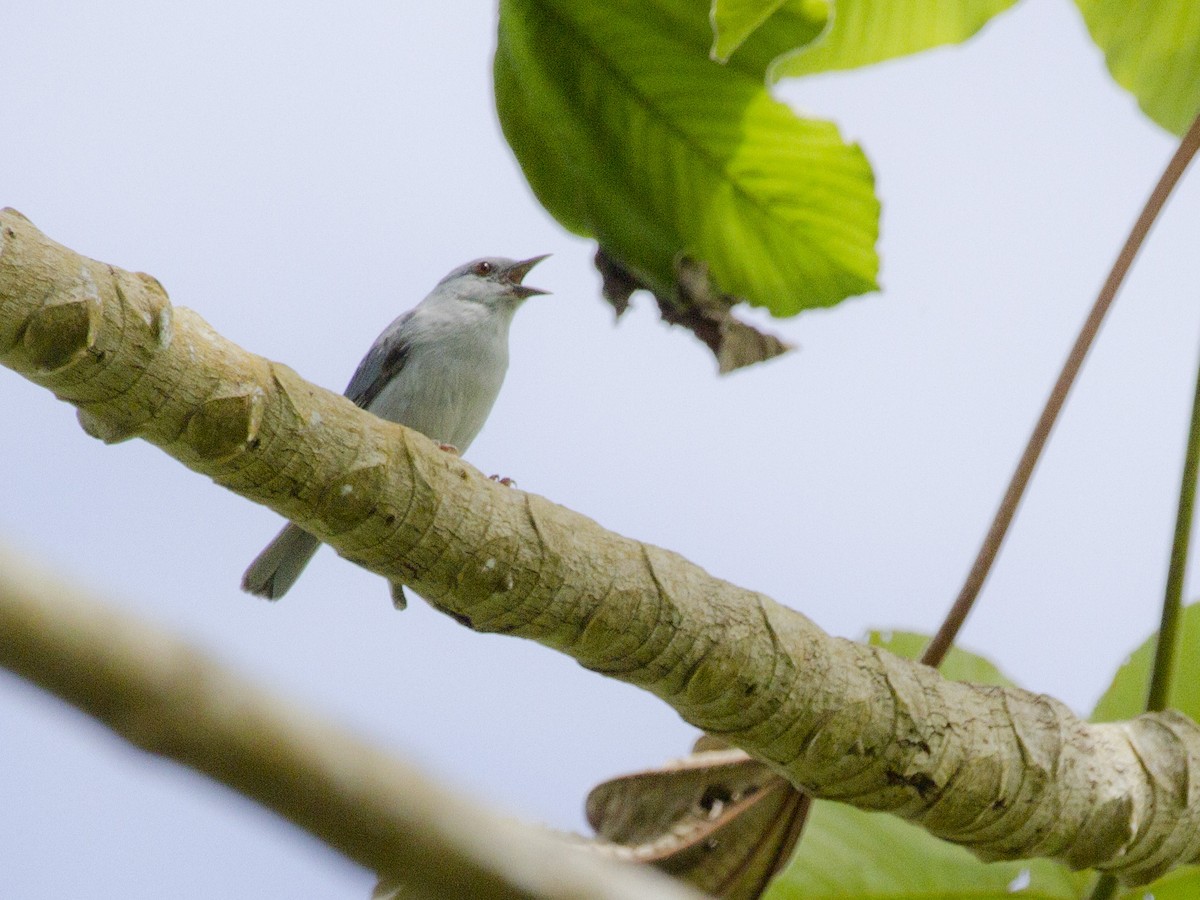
(366, 300, 511, 453)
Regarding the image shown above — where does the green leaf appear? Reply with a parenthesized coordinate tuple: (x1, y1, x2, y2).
(718, 0, 829, 77)
(1118, 865, 1200, 900)
(1090, 601, 1200, 723)
(765, 800, 1084, 899)
(712, 0, 789, 63)
(867, 630, 1019, 688)
(495, 0, 880, 317)
(710, 0, 828, 63)
(1075, 0, 1200, 135)
(762, 0, 1020, 81)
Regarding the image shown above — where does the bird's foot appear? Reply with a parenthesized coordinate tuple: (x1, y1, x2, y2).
(489, 474, 517, 487)
(437, 443, 461, 456)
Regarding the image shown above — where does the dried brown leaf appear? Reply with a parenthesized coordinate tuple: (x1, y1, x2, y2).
(594, 249, 793, 374)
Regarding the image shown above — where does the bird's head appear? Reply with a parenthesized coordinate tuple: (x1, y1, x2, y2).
(438, 255, 551, 309)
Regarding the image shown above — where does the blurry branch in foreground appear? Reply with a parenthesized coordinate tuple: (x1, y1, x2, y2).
(0, 544, 700, 900)
(3, 208, 1200, 885)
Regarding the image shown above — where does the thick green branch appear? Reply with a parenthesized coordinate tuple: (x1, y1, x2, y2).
(3, 208, 1200, 885)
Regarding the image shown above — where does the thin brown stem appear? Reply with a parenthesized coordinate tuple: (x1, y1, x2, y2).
(922, 112, 1200, 668)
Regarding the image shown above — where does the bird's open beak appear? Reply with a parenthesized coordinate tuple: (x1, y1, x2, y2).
(504, 254, 551, 298)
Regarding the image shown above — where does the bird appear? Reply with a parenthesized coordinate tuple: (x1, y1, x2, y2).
(241, 254, 549, 604)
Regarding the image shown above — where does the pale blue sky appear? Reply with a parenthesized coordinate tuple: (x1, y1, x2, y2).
(3, 1, 1199, 897)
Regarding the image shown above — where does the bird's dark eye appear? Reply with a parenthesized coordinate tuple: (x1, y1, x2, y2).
(473, 260, 493, 276)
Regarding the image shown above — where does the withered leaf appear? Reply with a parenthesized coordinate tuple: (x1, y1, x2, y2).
(586, 742, 810, 899)
(594, 249, 793, 375)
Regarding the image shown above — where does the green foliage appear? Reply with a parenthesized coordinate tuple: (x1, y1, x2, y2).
(716, 0, 828, 78)
(715, 0, 1019, 79)
(495, 0, 1197, 334)
(710, 0, 828, 63)
(765, 800, 1083, 899)
(1117, 866, 1200, 899)
(711, 0, 792, 63)
(1074, 0, 1200, 135)
(495, 0, 880, 317)
(1090, 602, 1200, 723)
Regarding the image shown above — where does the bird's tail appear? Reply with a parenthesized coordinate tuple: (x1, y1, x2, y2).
(241, 524, 322, 599)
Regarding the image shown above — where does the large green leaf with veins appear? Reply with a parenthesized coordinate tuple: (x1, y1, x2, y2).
(496, 0, 879, 317)
(1074, 0, 1200, 135)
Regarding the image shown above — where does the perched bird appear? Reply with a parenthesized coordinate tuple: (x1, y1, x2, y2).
(241, 255, 549, 602)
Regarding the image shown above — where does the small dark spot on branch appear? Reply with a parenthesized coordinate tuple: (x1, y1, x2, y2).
(884, 769, 940, 799)
(899, 737, 932, 755)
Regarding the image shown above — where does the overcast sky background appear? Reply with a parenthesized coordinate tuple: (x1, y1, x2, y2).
(3, 1, 1199, 897)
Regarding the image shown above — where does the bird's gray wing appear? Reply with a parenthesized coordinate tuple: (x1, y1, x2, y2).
(342, 311, 414, 409)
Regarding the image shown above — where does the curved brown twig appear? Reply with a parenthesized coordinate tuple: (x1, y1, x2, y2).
(922, 112, 1200, 668)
